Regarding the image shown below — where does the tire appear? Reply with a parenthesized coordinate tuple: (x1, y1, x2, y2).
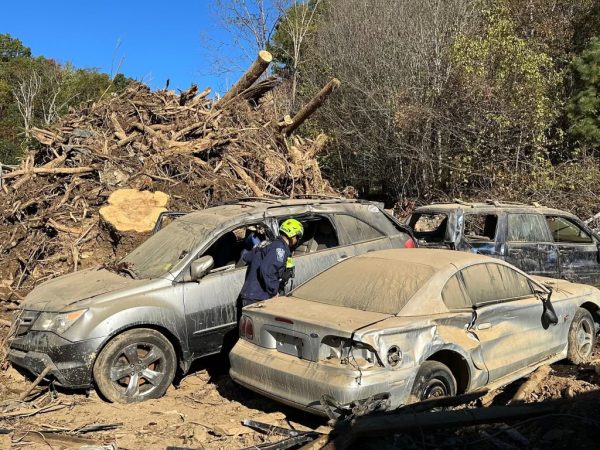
(410, 361, 457, 403)
(93, 328, 177, 403)
(567, 308, 596, 365)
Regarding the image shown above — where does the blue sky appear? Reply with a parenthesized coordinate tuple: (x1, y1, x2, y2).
(0, 0, 261, 94)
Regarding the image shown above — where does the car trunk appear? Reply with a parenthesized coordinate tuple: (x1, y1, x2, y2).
(241, 297, 391, 363)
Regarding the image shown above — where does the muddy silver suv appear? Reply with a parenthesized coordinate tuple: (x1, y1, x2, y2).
(9, 197, 414, 403)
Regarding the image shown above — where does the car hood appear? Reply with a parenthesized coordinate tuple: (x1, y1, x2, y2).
(21, 268, 147, 312)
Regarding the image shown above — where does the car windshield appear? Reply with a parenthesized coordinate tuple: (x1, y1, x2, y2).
(292, 256, 435, 315)
(121, 215, 221, 279)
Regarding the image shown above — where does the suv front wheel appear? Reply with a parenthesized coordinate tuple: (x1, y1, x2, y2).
(93, 328, 177, 403)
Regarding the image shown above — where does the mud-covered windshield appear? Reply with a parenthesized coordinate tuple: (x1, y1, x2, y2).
(293, 256, 435, 315)
(121, 215, 221, 279)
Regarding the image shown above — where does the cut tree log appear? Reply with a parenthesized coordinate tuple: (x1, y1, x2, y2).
(320, 403, 558, 450)
(510, 365, 551, 404)
(216, 50, 273, 107)
(99, 189, 169, 233)
(283, 78, 341, 136)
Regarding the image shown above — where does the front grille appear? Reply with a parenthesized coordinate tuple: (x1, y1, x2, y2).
(15, 310, 40, 337)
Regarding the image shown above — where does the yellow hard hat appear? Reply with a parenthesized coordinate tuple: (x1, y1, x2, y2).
(280, 218, 304, 239)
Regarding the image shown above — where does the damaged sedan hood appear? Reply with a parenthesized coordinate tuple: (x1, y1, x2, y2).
(245, 296, 392, 337)
(21, 268, 147, 312)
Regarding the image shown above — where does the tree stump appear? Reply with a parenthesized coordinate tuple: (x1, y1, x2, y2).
(99, 189, 169, 248)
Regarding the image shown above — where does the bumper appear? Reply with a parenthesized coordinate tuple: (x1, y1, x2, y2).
(229, 339, 414, 415)
(9, 331, 104, 388)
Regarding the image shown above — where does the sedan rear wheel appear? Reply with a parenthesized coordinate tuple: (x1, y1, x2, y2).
(93, 328, 176, 403)
(567, 308, 596, 365)
(410, 361, 457, 403)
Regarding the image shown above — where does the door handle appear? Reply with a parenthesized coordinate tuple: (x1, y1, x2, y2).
(477, 322, 492, 330)
(337, 255, 349, 262)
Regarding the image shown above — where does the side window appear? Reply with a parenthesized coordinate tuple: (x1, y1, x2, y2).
(442, 274, 470, 310)
(335, 214, 384, 244)
(461, 263, 533, 305)
(546, 216, 593, 244)
(203, 223, 268, 272)
(409, 213, 448, 243)
(507, 213, 550, 242)
(464, 214, 497, 241)
(282, 216, 339, 256)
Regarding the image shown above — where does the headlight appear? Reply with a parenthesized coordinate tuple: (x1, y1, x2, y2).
(32, 309, 87, 334)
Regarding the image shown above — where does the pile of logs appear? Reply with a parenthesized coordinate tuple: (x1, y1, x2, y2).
(0, 51, 340, 303)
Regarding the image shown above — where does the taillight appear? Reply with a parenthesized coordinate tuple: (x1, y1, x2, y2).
(404, 237, 416, 248)
(240, 315, 254, 340)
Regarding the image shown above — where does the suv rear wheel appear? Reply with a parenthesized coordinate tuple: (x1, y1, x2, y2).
(567, 308, 596, 365)
(93, 328, 176, 403)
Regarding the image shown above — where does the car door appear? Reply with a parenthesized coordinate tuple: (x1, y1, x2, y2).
(546, 215, 600, 286)
(275, 214, 347, 293)
(460, 263, 558, 382)
(182, 220, 272, 356)
(504, 213, 559, 278)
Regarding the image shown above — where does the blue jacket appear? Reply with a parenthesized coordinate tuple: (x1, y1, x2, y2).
(239, 237, 291, 301)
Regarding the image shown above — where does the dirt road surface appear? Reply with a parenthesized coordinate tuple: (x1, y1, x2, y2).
(2, 307, 600, 450)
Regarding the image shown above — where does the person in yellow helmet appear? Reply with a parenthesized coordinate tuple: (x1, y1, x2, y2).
(239, 218, 304, 307)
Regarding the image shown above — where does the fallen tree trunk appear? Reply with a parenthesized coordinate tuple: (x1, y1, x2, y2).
(320, 403, 558, 450)
(216, 50, 273, 107)
(510, 365, 552, 404)
(283, 78, 340, 136)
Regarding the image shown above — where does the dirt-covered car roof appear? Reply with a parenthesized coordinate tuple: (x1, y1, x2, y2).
(413, 201, 573, 218)
(181, 197, 380, 224)
(353, 248, 494, 270)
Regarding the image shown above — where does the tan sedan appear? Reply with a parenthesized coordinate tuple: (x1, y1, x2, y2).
(230, 249, 599, 416)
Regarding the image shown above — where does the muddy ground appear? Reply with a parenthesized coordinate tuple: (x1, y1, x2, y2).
(2, 307, 600, 450)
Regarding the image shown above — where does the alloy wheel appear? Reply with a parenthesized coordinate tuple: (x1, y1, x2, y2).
(109, 342, 166, 399)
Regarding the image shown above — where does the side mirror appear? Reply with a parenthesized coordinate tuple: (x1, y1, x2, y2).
(189, 256, 214, 282)
(541, 290, 559, 327)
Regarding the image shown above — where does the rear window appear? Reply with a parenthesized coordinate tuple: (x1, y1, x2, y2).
(335, 214, 384, 243)
(292, 257, 435, 315)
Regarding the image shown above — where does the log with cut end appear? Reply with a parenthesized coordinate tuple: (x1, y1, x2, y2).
(283, 78, 341, 136)
(216, 50, 273, 107)
(99, 189, 169, 233)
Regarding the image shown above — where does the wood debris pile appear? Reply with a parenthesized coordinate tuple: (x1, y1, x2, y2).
(0, 51, 340, 302)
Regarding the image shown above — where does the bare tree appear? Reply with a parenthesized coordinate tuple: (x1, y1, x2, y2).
(298, 0, 478, 199)
(13, 70, 42, 136)
(212, 0, 281, 68)
(272, 0, 322, 108)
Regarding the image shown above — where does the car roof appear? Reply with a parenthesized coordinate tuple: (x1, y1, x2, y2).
(179, 197, 380, 224)
(353, 248, 498, 270)
(413, 201, 571, 217)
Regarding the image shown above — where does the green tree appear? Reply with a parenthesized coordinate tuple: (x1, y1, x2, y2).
(568, 38, 600, 152)
(0, 33, 31, 61)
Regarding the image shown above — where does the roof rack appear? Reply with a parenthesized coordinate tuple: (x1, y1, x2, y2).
(428, 199, 547, 208)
